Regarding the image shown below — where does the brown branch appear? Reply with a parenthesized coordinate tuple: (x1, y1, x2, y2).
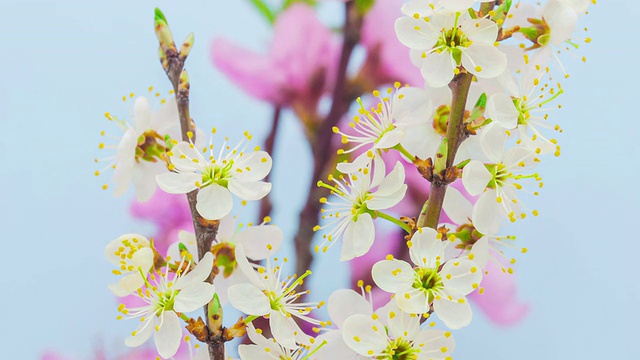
(160, 24, 224, 360)
(258, 106, 282, 222)
(293, 0, 363, 278)
(419, 1, 495, 230)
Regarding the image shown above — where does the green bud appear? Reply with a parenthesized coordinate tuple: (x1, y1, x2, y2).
(518, 17, 550, 47)
(158, 45, 169, 71)
(455, 159, 471, 170)
(154, 8, 176, 53)
(178, 70, 190, 98)
(179, 33, 194, 61)
(491, 0, 512, 26)
(469, 93, 487, 121)
(208, 293, 223, 336)
(164, 134, 174, 150)
(434, 138, 448, 174)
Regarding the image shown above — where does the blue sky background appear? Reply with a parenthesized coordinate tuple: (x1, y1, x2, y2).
(0, 1, 637, 359)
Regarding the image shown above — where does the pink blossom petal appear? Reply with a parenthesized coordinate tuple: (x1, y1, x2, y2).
(468, 260, 529, 325)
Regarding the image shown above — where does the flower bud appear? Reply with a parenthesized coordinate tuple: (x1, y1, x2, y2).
(179, 32, 195, 61)
(208, 293, 223, 337)
(154, 8, 177, 54)
(434, 138, 448, 174)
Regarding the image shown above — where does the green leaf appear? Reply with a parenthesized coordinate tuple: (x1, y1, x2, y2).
(246, 0, 276, 25)
(355, 0, 376, 15)
(154, 7, 168, 23)
(283, 0, 318, 8)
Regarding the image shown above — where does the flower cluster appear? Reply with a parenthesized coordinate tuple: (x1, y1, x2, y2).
(93, 1, 594, 359)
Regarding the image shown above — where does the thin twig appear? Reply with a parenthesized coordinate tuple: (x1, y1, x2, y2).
(163, 39, 224, 360)
(258, 106, 282, 222)
(293, 0, 363, 277)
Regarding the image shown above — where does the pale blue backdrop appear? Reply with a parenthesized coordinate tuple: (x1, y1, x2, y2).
(0, 1, 637, 359)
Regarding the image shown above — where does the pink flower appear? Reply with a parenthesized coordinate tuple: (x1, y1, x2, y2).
(360, 0, 423, 87)
(468, 258, 530, 325)
(211, 4, 339, 109)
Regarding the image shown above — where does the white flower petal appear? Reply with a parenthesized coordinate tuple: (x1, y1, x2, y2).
(174, 282, 215, 313)
(371, 259, 414, 292)
(238, 345, 270, 360)
(462, 17, 498, 45)
(235, 225, 283, 260)
(170, 142, 205, 173)
(387, 304, 420, 341)
(486, 93, 519, 129)
(234, 245, 263, 287)
(422, 52, 456, 88)
(132, 167, 160, 203)
(414, 329, 455, 358)
(409, 227, 443, 269)
(156, 172, 200, 194)
(133, 96, 152, 134)
(462, 45, 507, 79)
(341, 213, 375, 261)
(124, 318, 154, 348)
(396, 285, 430, 314)
(154, 311, 182, 359)
(544, 1, 578, 45)
(176, 252, 214, 289)
(227, 283, 270, 316)
(342, 315, 388, 356)
(328, 289, 372, 328)
(104, 234, 150, 265)
(367, 185, 407, 210)
(375, 128, 404, 149)
(233, 151, 272, 182)
(373, 161, 405, 197)
(433, 289, 472, 329)
(462, 160, 492, 196)
(442, 187, 472, 225)
(216, 214, 235, 242)
(196, 184, 233, 220)
(401, 0, 436, 17)
(469, 236, 491, 268)
(394, 17, 439, 50)
(228, 180, 271, 201)
(479, 122, 507, 163)
(270, 310, 299, 349)
(441, 259, 482, 295)
(472, 190, 502, 235)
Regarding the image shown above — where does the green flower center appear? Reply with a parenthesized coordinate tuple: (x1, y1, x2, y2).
(412, 268, 444, 303)
(156, 289, 177, 312)
(434, 14, 471, 66)
(202, 160, 234, 187)
(135, 130, 167, 163)
(433, 105, 450, 137)
(381, 337, 418, 360)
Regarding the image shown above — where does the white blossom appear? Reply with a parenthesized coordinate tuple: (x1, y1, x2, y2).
(98, 94, 179, 202)
(156, 131, 272, 220)
(228, 246, 321, 349)
(105, 233, 154, 297)
(315, 152, 407, 261)
(396, 11, 507, 87)
(118, 252, 215, 359)
(333, 85, 434, 159)
(462, 142, 540, 234)
(372, 227, 481, 329)
(341, 301, 455, 359)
